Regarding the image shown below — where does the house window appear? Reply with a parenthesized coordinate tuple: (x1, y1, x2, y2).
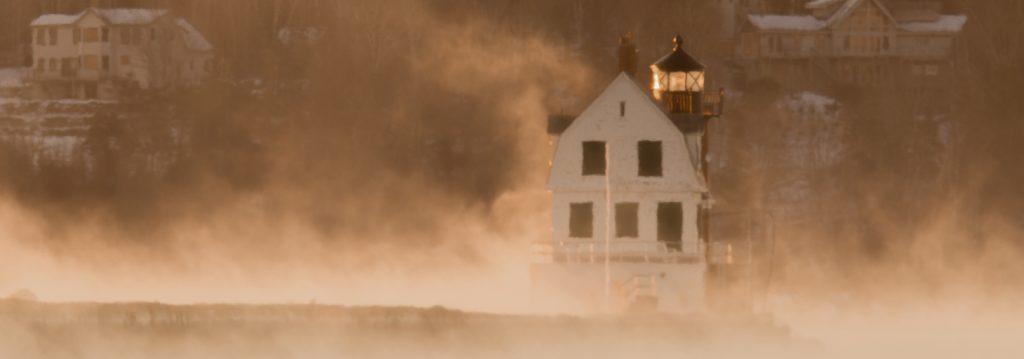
(121, 28, 130, 45)
(883, 37, 890, 51)
(620, 101, 626, 117)
(132, 28, 141, 45)
(657, 202, 683, 250)
(74, 28, 81, 44)
(36, 28, 45, 46)
(615, 203, 639, 238)
(638, 141, 663, 177)
(151, 28, 157, 41)
(582, 141, 606, 176)
(84, 28, 99, 43)
(48, 58, 57, 72)
(569, 203, 594, 238)
(121, 55, 131, 66)
(83, 55, 99, 70)
(36, 58, 44, 72)
(843, 36, 850, 51)
(102, 28, 109, 42)
(48, 28, 57, 45)
(102, 56, 110, 71)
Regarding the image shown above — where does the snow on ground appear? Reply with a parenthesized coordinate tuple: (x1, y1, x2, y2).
(781, 92, 838, 115)
(767, 92, 844, 220)
(0, 73, 102, 164)
(0, 68, 26, 89)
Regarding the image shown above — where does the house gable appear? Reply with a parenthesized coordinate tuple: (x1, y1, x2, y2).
(827, 0, 899, 30)
(548, 73, 705, 193)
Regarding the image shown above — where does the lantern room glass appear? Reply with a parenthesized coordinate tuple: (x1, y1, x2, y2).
(652, 68, 704, 100)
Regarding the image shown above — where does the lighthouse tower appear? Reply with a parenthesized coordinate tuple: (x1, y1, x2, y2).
(532, 35, 723, 314)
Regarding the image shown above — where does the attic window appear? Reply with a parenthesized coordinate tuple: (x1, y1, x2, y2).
(638, 141, 663, 177)
(620, 101, 626, 117)
(582, 141, 606, 176)
(569, 203, 594, 238)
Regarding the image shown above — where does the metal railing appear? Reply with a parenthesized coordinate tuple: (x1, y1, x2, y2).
(531, 240, 701, 264)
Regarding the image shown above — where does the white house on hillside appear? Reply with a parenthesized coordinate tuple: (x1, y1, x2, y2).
(733, 0, 967, 89)
(532, 35, 724, 314)
(29, 7, 213, 100)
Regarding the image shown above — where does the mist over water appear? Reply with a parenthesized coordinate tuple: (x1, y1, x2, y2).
(1, 0, 1024, 358)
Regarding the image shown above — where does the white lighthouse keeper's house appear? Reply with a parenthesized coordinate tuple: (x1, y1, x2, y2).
(531, 35, 723, 313)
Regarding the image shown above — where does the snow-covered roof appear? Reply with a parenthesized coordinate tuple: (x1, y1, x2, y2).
(30, 14, 80, 26)
(277, 27, 325, 45)
(748, 15, 826, 31)
(30, 8, 167, 27)
(176, 18, 213, 51)
(900, 15, 967, 33)
(805, 0, 844, 9)
(824, 0, 897, 28)
(755, 0, 962, 32)
(94, 8, 167, 25)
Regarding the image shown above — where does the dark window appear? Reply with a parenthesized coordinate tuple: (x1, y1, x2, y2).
(102, 56, 109, 71)
(84, 28, 99, 42)
(620, 101, 626, 117)
(48, 28, 57, 45)
(657, 202, 683, 250)
(638, 141, 663, 177)
(36, 28, 45, 46)
(615, 203, 639, 238)
(883, 37, 890, 51)
(102, 28, 109, 42)
(120, 28, 130, 45)
(582, 141, 606, 175)
(73, 28, 81, 44)
(569, 203, 594, 238)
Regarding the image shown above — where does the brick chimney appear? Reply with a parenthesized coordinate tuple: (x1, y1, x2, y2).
(617, 33, 638, 77)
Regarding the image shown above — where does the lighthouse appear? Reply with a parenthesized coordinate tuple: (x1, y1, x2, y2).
(532, 35, 723, 313)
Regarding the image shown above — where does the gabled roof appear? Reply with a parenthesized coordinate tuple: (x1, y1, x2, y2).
(176, 18, 213, 51)
(94, 8, 168, 25)
(30, 14, 80, 26)
(548, 73, 707, 193)
(805, 0, 844, 9)
(30, 7, 168, 27)
(900, 15, 967, 33)
(751, 0, 913, 32)
(821, 0, 898, 29)
(748, 15, 826, 31)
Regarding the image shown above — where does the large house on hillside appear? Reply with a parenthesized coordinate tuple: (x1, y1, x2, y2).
(731, 0, 966, 89)
(29, 7, 213, 100)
